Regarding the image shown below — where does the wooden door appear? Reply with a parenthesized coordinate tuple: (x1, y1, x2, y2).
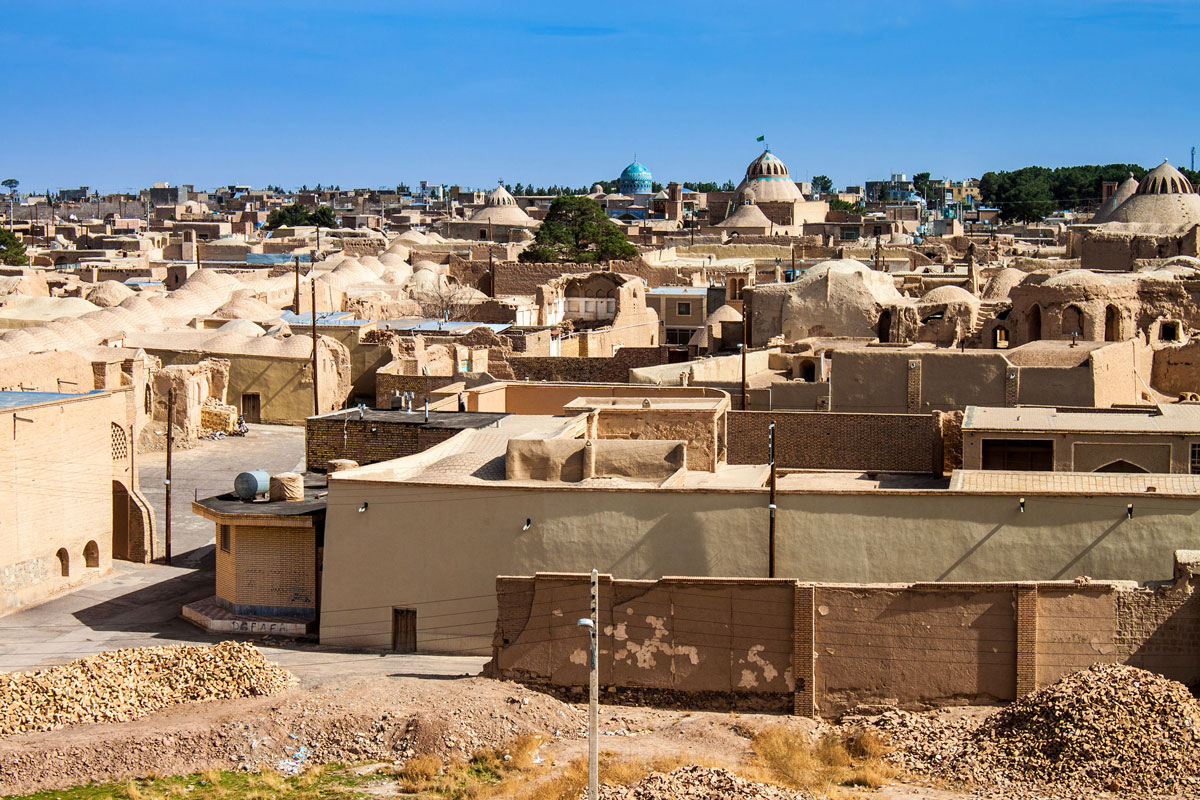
(241, 393, 261, 424)
(392, 608, 416, 653)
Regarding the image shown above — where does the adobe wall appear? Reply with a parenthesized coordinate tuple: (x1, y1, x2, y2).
(509, 347, 668, 383)
(490, 571, 1200, 716)
(305, 415, 471, 470)
(726, 410, 943, 473)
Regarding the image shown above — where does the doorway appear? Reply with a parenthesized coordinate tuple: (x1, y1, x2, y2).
(392, 608, 417, 653)
(241, 393, 261, 424)
(112, 481, 130, 560)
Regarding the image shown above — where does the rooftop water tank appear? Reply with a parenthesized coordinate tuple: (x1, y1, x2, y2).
(233, 469, 270, 502)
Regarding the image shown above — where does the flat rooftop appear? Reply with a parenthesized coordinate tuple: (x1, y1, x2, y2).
(194, 473, 328, 518)
(312, 409, 508, 429)
(964, 403, 1200, 434)
(950, 469, 1200, 495)
(0, 389, 105, 410)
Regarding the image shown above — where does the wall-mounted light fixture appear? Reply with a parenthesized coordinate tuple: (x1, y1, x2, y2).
(522, 518, 532, 531)
(1019, 497, 1026, 513)
(1127, 503, 1134, 520)
(358, 502, 369, 513)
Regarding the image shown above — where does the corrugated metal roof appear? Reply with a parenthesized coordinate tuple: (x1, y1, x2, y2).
(964, 404, 1200, 434)
(0, 389, 104, 410)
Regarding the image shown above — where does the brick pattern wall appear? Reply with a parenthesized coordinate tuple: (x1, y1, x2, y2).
(306, 417, 463, 471)
(509, 347, 668, 383)
(232, 525, 317, 616)
(1015, 587, 1039, 697)
(726, 410, 941, 473)
(494, 574, 1200, 718)
(374, 373, 460, 410)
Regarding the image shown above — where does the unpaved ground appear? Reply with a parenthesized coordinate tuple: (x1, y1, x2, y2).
(0, 667, 981, 798)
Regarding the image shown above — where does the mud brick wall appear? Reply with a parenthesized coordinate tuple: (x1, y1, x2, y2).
(509, 347, 668, 383)
(306, 417, 462, 471)
(725, 410, 943, 473)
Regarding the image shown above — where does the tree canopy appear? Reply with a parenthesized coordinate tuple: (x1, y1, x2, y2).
(828, 198, 863, 214)
(0, 229, 27, 266)
(519, 196, 637, 264)
(977, 163, 1179, 222)
(811, 175, 833, 196)
(264, 203, 335, 229)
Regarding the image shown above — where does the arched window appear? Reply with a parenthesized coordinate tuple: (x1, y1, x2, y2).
(1095, 460, 1149, 473)
(799, 360, 816, 382)
(84, 541, 99, 568)
(1062, 305, 1084, 337)
(1105, 305, 1121, 342)
(56, 548, 69, 577)
(144, 384, 152, 415)
(1028, 304, 1042, 341)
(876, 310, 892, 343)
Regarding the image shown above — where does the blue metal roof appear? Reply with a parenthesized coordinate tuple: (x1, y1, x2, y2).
(0, 390, 104, 410)
(648, 286, 709, 296)
(379, 318, 511, 333)
(281, 311, 369, 326)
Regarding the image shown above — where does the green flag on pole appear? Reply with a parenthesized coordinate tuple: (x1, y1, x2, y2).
(756, 135, 765, 142)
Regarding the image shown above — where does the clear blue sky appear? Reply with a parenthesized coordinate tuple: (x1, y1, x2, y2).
(2, 0, 1196, 193)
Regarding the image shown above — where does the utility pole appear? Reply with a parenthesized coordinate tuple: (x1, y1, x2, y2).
(768, 421, 777, 578)
(310, 276, 320, 416)
(293, 255, 301, 312)
(577, 568, 599, 800)
(165, 389, 174, 566)
(739, 343, 748, 410)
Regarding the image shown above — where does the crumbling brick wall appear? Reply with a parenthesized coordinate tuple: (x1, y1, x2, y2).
(305, 416, 465, 470)
(509, 347, 668, 383)
(725, 410, 943, 473)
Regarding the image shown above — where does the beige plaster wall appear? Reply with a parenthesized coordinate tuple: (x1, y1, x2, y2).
(318, 478, 1200, 655)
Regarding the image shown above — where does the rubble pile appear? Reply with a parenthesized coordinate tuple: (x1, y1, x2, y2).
(0, 641, 295, 738)
(947, 664, 1200, 795)
(598, 766, 813, 800)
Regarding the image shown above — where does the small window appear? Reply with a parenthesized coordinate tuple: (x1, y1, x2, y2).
(1160, 321, 1182, 342)
(56, 548, 70, 577)
(219, 525, 231, 553)
(84, 541, 100, 568)
(1191, 443, 1200, 474)
(677, 302, 692, 316)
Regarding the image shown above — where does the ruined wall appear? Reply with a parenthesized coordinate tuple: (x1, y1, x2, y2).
(726, 410, 943, 473)
(509, 347, 668, 383)
(492, 571, 1200, 716)
(305, 415, 470, 470)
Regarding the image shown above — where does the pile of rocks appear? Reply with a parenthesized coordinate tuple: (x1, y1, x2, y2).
(946, 663, 1200, 796)
(0, 641, 295, 738)
(598, 766, 812, 799)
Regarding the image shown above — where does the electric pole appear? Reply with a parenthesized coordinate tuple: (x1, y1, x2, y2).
(768, 422, 776, 578)
(165, 389, 174, 566)
(739, 343, 748, 410)
(311, 276, 320, 416)
(587, 568, 599, 800)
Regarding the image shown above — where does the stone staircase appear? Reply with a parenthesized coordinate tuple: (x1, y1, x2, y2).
(966, 300, 1008, 344)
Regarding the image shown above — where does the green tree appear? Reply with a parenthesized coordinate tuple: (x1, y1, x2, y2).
(0, 229, 27, 266)
(310, 206, 336, 228)
(519, 196, 637, 264)
(828, 198, 863, 214)
(811, 175, 833, 197)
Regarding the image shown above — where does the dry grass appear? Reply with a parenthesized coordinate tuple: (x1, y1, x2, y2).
(751, 724, 895, 793)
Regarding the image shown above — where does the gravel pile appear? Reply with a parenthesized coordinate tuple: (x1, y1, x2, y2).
(0, 641, 295, 737)
(598, 766, 813, 799)
(945, 663, 1200, 796)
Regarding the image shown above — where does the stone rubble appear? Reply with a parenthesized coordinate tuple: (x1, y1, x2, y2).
(597, 766, 814, 800)
(850, 663, 1200, 800)
(0, 641, 295, 738)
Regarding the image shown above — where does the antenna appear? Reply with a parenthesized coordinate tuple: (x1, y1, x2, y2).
(1192, 146, 1195, 172)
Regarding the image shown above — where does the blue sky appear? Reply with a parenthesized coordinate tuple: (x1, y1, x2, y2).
(1, 1, 1196, 193)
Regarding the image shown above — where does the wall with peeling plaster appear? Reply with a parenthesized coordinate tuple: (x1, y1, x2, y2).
(489, 566, 1200, 716)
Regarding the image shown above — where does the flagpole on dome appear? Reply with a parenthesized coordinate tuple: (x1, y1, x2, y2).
(757, 134, 767, 152)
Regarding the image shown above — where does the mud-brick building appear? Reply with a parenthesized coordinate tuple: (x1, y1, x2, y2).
(186, 475, 327, 635)
(0, 388, 153, 615)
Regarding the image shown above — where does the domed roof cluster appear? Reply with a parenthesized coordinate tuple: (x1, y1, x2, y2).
(1091, 174, 1139, 224)
(1137, 160, 1193, 195)
(469, 185, 536, 227)
(618, 161, 652, 195)
(735, 150, 803, 203)
(1103, 160, 1200, 229)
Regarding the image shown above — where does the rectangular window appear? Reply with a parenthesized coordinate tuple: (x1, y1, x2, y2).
(676, 302, 692, 316)
(1191, 443, 1200, 474)
(219, 525, 231, 553)
(981, 439, 1054, 471)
